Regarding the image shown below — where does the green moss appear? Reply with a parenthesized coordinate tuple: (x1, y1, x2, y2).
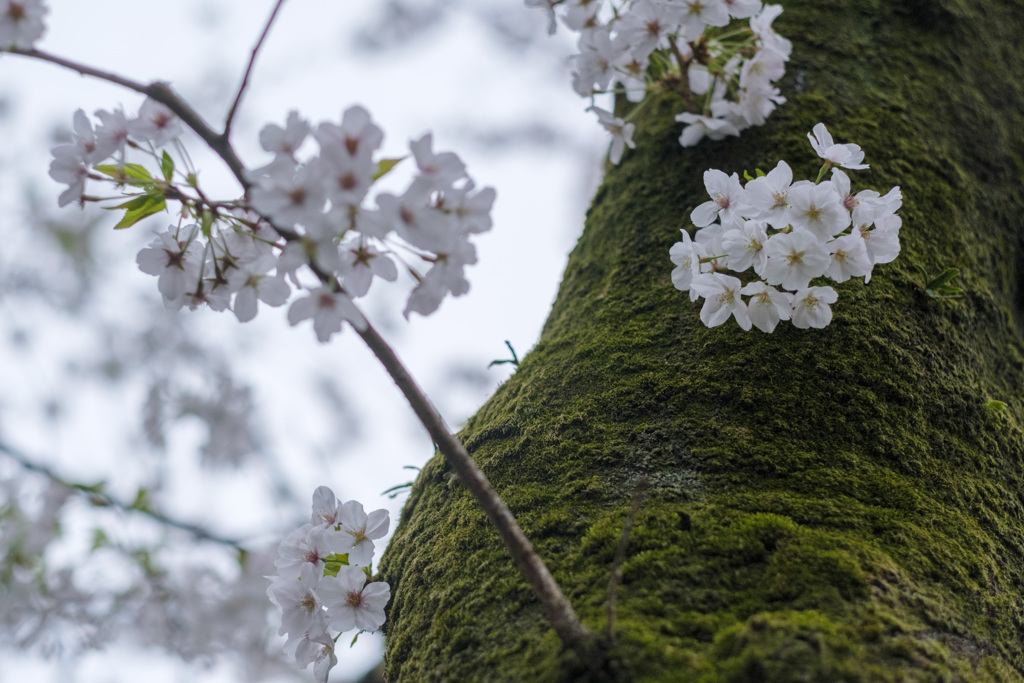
(379, 0, 1024, 680)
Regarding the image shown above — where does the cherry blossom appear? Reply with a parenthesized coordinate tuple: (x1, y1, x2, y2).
(318, 566, 390, 633)
(525, 0, 791, 162)
(0, 0, 46, 49)
(670, 123, 902, 332)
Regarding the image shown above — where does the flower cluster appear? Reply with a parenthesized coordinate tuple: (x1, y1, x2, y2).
(267, 487, 391, 683)
(524, 0, 791, 162)
(670, 123, 902, 332)
(48, 100, 495, 341)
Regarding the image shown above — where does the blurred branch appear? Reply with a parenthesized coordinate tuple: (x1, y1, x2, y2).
(224, 0, 290, 138)
(0, 438, 248, 551)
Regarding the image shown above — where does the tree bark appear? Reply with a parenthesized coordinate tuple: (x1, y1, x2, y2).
(379, 0, 1024, 680)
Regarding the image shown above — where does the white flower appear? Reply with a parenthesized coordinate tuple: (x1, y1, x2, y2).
(259, 110, 310, 159)
(676, 112, 740, 148)
(311, 486, 342, 527)
(338, 238, 398, 298)
(669, 229, 702, 298)
(0, 0, 46, 49)
(128, 97, 183, 147)
(524, 0, 559, 34)
(740, 281, 792, 333)
(691, 170, 747, 227)
(721, 219, 768, 274)
(319, 142, 373, 211)
(409, 133, 467, 193)
(287, 286, 367, 342)
(855, 220, 900, 282)
(735, 83, 785, 126)
(315, 105, 384, 165)
(290, 632, 338, 683)
(680, 0, 729, 40)
(446, 182, 496, 235)
(589, 106, 635, 164)
(785, 181, 850, 242)
(723, 0, 762, 20)
(750, 4, 792, 59)
(249, 159, 327, 230)
(825, 233, 872, 283)
(616, 0, 683, 60)
(267, 563, 327, 640)
(136, 227, 203, 309)
(830, 169, 881, 228)
(337, 501, 391, 567)
(807, 122, 868, 170)
(274, 525, 350, 580)
(743, 160, 793, 228)
(791, 286, 838, 328)
(689, 272, 751, 330)
(94, 107, 131, 161)
(403, 238, 478, 318)
(48, 148, 89, 208)
(761, 231, 829, 291)
(572, 28, 627, 96)
(371, 190, 455, 249)
(226, 254, 290, 323)
(318, 566, 390, 633)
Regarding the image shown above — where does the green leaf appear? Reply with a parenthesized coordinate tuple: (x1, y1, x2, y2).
(129, 488, 151, 512)
(382, 482, 413, 499)
(743, 170, 754, 182)
(91, 528, 109, 551)
(322, 553, 350, 577)
(95, 163, 154, 185)
(985, 399, 1008, 412)
(104, 194, 153, 211)
(112, 194, 166, 230)
(755, 168, 766, 177)
(186, 173, 198, 188)
(200, 209, 215, 239)
(488, 340, 520, 368)
(372, 156, 406, 182)
(161, 151, 174, 182)
(928, 267, 960, 289)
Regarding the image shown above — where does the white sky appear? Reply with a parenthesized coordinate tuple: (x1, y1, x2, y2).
(0, 0, 607, 680)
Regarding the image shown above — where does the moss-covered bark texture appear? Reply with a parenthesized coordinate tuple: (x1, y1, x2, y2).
(379, 0, 1024, 680)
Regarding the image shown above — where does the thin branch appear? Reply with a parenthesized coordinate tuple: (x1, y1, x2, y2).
(8, 49, 251, 190)
(224, 0, 289, 139)
(606, 475, 648, 643)
(8, 46, 595, 658)
(0, 439, 247, 551)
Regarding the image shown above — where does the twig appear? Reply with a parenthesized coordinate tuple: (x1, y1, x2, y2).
(9, 45, 595, 658)
(606, 475, 648, 643)
(224, 0, 289, 139)
(0, 438, 247, 551)
(8, 49, 252, 190)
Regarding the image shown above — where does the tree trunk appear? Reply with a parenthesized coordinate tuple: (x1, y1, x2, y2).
(379, 0, 1024, 680)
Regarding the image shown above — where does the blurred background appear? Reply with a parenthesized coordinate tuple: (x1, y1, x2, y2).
(0, 1, 608, 680)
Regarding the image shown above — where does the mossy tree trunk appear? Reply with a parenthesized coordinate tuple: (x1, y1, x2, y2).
(379, 0, 1024, 680)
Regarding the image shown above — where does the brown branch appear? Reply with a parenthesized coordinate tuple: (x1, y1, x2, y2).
(0, 439, 248, 551)
(8, 49, 251, 191)
(8, 45, 595, 657)
(606, 475, 648, 643)
(223, 0, 290, 139)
